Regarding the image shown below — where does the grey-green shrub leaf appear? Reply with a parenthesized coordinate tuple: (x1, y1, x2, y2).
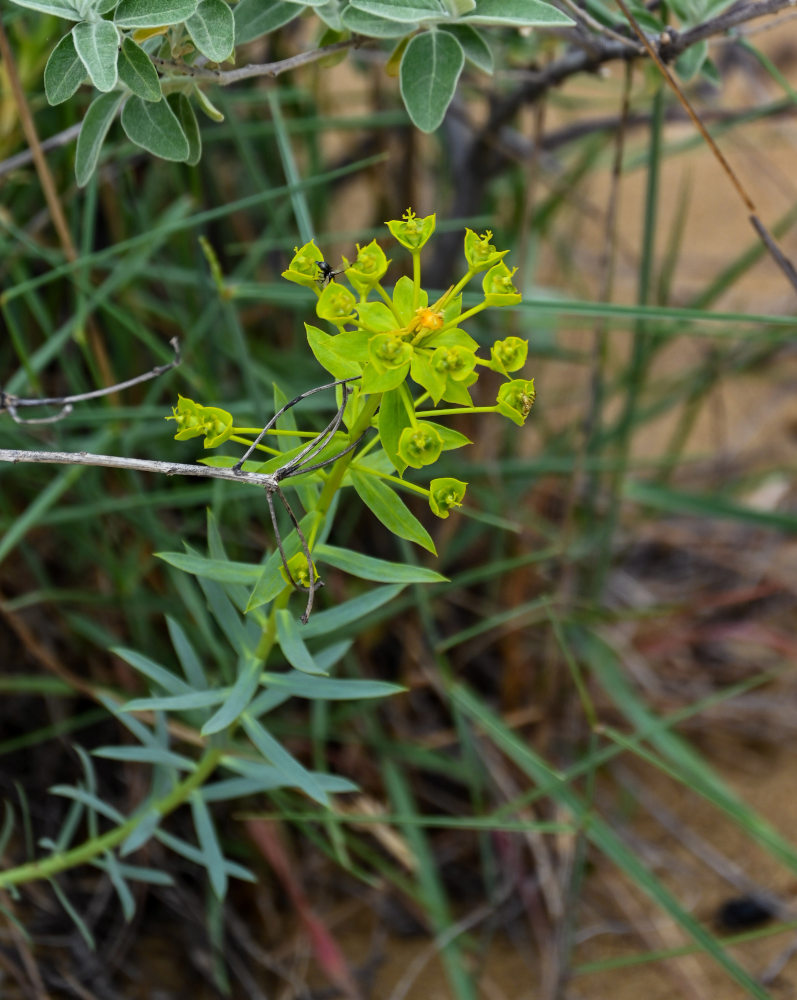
(440, 23, 492, 73)
(121, 94, 190, 160)
(400, 29, 464, 133)
(92, 0, 120, 13)
(44, 33, 87, 105)
(193, 84, 225, 121)
(168, 93, 201, 164)
(461, 0, 574, 26)
(118, 36, 161, 100)
(114, 0, 198, 28)
(341, 5, 417, 35)
(6, 0, 81, 18)
(349, 0, 445, 22)
(75, 90, 124, 186)
(72, 19, 120, 92)
(186, 0, 234, 61)
(234, 0, 302, 44)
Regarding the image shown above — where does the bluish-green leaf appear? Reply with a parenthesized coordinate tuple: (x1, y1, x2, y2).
(121, 810, 161, 856)
(156, 828, 255, 881)
(75, 90, 123, 187)
(72, 19, 119, 92)
(166, 616, 207, 689)
(186, 0, 234, 60)
(202, 654, 262, 735)
(115, 0, 198, 27)
(439, 22, 492, 73)
(275, 610, 327, 675)
(118, 36, 161, 101)
(190, 792, 227, 898)
(300, 584, 405, 638)
(349, 0, 445, 21)
(341, 4, 418, 34)
(461, 0, 573, 25)
(121, 94, 190, 160)
(241, 714, 329, 805)
(93, 746, 196, 769)
(262, 670, 405, 700)
(111, 646, 191, 694)
(168, 92, 201, 164)
(350, 470, 436, 553)
(315, 542, 446, 582)
(44, 33, 87, 105)
(122, 689, 227, 712)
(400, 29, 464, 133)
(6, 0, 81, 17)
(234, 0, 302, 44)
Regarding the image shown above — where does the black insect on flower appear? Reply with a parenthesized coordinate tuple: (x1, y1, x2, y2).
(316, 260, 345, 288)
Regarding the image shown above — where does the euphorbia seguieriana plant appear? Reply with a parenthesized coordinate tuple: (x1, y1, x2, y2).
(0, 212, 533, 907)
(169, 208, 535, 621)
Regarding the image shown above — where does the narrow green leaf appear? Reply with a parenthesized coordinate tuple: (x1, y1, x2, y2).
(186, 0, 234, 61)
(262, 670, 405, 700)
(121, 94, 190, 160)
(44, 33, 86, 105)
(92, 746, 196, 769)
(275, 610, 327, 675)
(122, 689, 227, 712)
(234, 0, 302, 44)
(350, 470, 436, 553)
(121, 810, 161, 855)
(462, 0, 574, 25)
(166, 616, 207, 689)
(98, 852, 135, 920)
(111, 646, 190, 694)
(190, 792, 227, 898)
(400, 29, 464, 133)
(315, 542, 446, 582)
(157, 551, 261, 583)
(73, 20, 120, 92)
(115, 0, 198, 27)
(202, 655, 262, 735)
(6, 0, 81, 17)
(168, 93, 201, 164)
(75, 90, 124, 186)
(439, 23, 492, 73)
(241, 714, 329, 805)
(349, 0, 445, 21)
(118, 36, 161, 101)
(300, 584, 405, 638)
(156, 828, 255, 881)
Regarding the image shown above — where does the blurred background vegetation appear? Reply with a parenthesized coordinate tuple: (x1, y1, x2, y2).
(2, 3, 797, 997)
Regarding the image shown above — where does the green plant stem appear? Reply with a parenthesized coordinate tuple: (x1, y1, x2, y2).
(0, 746, 224, 889)
(448, 268, 477, 301)
(443, 300, 487, 329)
(412, 252, 421, 310)
(353, 467, 429, 496)
(416, 406, 497, 418)
(315, 394, 381, 516)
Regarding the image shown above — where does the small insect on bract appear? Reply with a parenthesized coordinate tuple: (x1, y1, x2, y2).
(316, 260, 346, 288)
